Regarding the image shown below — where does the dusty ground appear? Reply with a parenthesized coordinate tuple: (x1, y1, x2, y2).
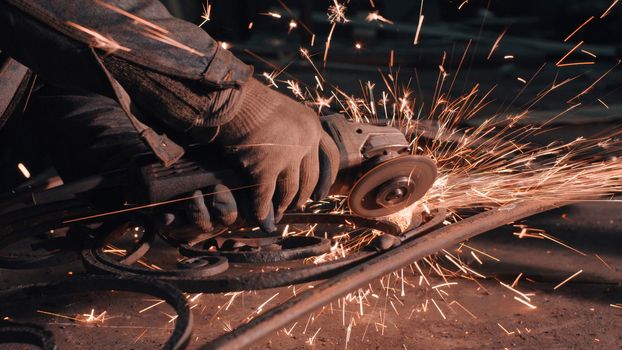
(1, 203, 621, 349)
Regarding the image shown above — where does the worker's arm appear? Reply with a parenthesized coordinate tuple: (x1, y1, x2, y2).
(0, 0, 251, 129)
(0, 0, 339, 232)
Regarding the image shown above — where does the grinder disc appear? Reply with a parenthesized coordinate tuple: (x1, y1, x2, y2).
(348, 155, 437, 217)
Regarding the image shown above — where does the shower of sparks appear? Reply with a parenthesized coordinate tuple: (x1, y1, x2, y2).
(169, 1, 622, 346)
(366, 11, 394, 25)
(32, 1, 622, 347)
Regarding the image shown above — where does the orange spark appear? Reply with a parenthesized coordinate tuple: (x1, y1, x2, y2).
(17, 163, 30, 179)
(430, 299, 446, 319)
(564, 16, 594, 42)
(497, 323, 515, 335)
(260, 12, 282, 19)
(413, 15, 425, 45)
(557, 61, 595, 67)
(288, 20, 298, 33)
(554, 270, 583, 290)
(513, 296, 537, 309)
(600, 0, 620, 18)
(594, 254, 614, 271)
(597, 99, 609, 109)
(366, 11, 394, 24)
(487, 28, 507, 60)
(199, 1, 212, 27)
(556, 41, 583, 66)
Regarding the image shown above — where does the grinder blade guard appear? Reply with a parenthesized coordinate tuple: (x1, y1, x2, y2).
(321, 114, 437, 217)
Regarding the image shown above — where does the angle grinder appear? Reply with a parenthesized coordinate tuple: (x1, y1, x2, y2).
(2, 114, 437, 221)
(131, 114, 436, 219)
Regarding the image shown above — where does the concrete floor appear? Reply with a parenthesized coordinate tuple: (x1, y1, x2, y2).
(1, 202, 620, 349)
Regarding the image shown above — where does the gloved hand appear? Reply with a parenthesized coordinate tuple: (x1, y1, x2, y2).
(101, 57, 339, 233)
(158, 184, 237, 244)
(211, 78, 340, 232)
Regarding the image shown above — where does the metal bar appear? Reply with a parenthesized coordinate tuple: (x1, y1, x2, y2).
(203, 199, 567, 350)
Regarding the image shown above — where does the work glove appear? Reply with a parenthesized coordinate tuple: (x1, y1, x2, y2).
(212, 78, 340, 232)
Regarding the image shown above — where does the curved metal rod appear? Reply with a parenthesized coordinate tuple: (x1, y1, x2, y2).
(202, 200, 567, 350)
(0, 320, 56, 350)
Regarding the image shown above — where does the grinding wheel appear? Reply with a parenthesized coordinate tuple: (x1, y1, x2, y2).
(348, 155, 437, 217)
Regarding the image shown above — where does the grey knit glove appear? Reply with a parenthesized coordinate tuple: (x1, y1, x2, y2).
(213, 78, 340, 232)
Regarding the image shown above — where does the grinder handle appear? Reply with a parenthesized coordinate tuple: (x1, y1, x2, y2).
(129, 153, 244, 204)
